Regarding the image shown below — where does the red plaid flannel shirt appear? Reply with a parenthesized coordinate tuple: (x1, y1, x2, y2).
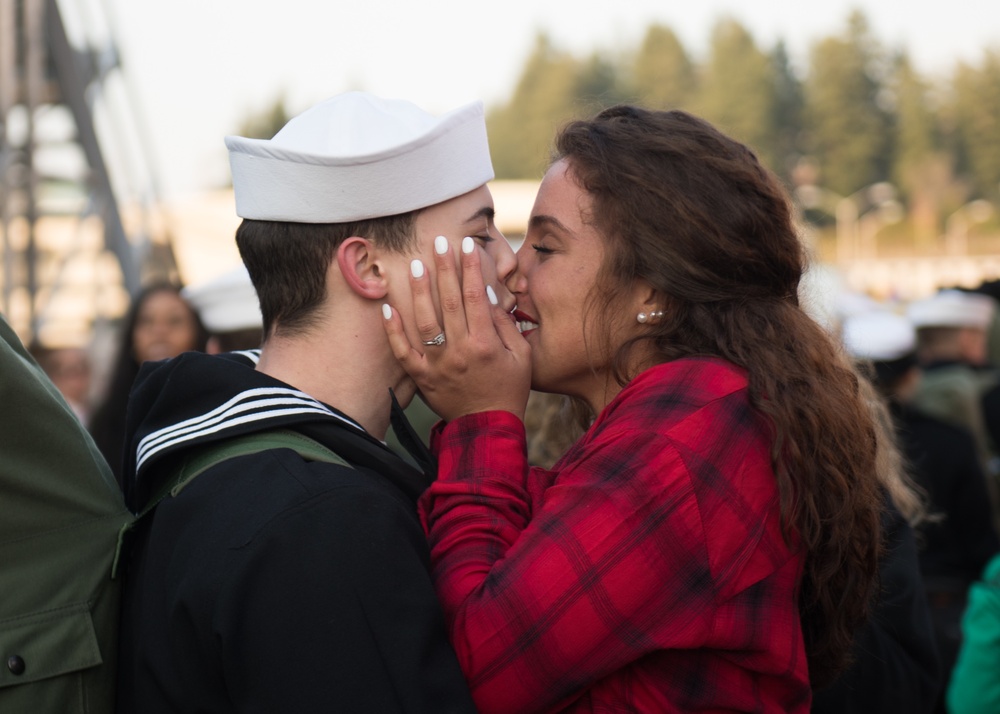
(421, 357, 811, 713)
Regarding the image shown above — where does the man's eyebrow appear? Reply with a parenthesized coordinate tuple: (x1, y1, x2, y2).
(465, 206, 495, 224)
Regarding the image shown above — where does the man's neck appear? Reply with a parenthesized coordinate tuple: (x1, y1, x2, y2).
(253, 308, 413, 440)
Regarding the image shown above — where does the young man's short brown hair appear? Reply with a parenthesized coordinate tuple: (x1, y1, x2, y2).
(236, 212, 418, 341)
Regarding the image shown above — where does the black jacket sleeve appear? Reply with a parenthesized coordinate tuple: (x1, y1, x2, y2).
(812, 498, 944, 714)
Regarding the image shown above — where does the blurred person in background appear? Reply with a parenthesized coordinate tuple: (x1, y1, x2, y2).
(89, 283, 208, 486)
(182, 265, 263, 354)
(842, 309, 999, 714)
(965, 282, 1000, 516)
(908, 290, 997, 460)
(909, 289, 1000, 532)
(963, 280, 1000, 368)
(28, 341, 94, 427)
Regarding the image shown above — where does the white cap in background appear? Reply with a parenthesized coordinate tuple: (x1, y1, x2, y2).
(182, 266, 261, 334)
(906, 289, 995, 330)
(842, 311, 916, 361)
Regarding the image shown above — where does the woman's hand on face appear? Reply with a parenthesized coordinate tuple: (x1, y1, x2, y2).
(382, 236, 531, 423)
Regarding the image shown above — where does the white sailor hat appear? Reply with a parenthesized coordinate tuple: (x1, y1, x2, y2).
(906, 289, 995, 330)
(842, 311, 916, 361)
(181, 266, 262, 333)
(225, 92, 494, 223)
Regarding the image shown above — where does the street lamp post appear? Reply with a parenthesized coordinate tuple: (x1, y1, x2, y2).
(795, 182, 900, 264)
(945, 200, 995, 256)
(834, 195, 857, 264)
(795, 184, 851, 261)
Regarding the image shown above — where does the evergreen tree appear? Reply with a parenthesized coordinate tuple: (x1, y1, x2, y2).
(573, 52, 627, 116)
(487, 33, 582, 179)
(631, 24, 696, 110)
(802, 11, 891, 197)
(890, 51, 938, 195)
(237, 95, 290, 140)
(770, 41, 805, 183)
(889, 51, 949, 243)
(950, 51, 1000, 200)
(694, 18, 780, 173)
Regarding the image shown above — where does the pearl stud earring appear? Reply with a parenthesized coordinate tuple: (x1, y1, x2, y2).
(637, 310, 664, 324)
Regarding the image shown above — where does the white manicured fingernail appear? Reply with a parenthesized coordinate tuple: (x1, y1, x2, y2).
(486, 285, 498, 305)
(462, 236, 475, 254)
(410, 259, 424, 279)
(435, 235, 448, 255)
(382, 304, 392, 320)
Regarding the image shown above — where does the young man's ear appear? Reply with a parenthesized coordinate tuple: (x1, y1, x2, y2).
(337, 237, 389, 299)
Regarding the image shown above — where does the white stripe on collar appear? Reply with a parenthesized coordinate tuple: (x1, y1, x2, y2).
(232, 349, 262, 364)
(135, 386, 364, 471)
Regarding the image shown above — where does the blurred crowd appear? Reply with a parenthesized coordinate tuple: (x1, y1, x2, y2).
(29, 267, 263, 486)
(823, 279, 1000, 713)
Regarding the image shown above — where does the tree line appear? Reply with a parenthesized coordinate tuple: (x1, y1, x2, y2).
(486, 11, 1000, 242)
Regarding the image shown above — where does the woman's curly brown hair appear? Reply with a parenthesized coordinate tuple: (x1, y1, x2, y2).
(554, 105, 884, 688)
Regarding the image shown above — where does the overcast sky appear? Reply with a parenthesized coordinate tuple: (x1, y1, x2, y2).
(64, 0, 1000, 199)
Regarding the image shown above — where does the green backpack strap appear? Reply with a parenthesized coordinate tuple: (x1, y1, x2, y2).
(112, 428, 351, 578)
(165, 428, 351, 499)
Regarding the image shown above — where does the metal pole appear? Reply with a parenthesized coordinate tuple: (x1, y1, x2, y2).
(0, 0, 14, 316)
(835, 197, 857, 265)
(44, 0, 139, 297)
(24, 0, 44, 339)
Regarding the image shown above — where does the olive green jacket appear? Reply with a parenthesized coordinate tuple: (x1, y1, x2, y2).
(0, 315, 130, 713)
(913, 362, 1000, 529)
(912, 363, 996, 464)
